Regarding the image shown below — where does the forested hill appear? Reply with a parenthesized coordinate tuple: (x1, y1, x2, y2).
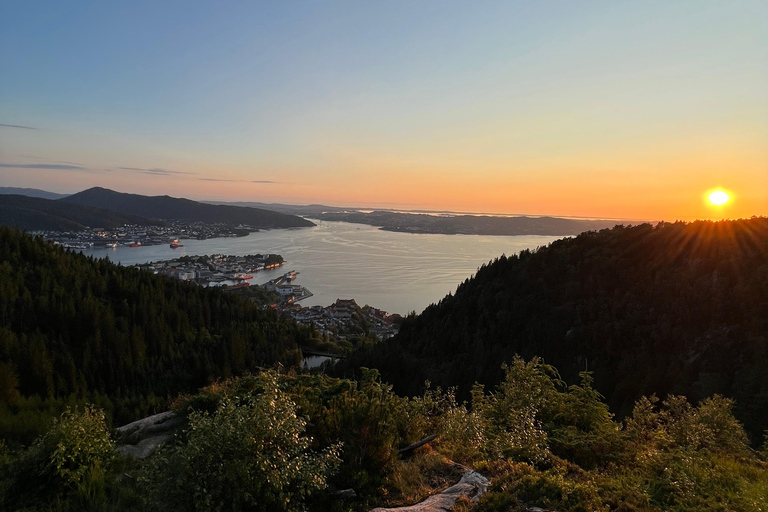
(343, 218, 768, 442)
(61, 187, 315, 228)
(0, 194, 159, 231)
(0, 228, 319, 443)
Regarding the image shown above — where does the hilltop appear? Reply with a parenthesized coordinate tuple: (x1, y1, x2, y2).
(0, 194, 159, 231)
(342, 218, 768, 443)
(61, 187, 315, 228)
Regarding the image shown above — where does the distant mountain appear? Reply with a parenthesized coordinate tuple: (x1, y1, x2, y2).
(341, 218, 768, 442)
(0, 194, 160, 231)
(211, 201, 626, 236)
(62, 187, 315, 228)
(315, 210, 621, 236)
(0, 187, 69, 200)
(209, 201, 347, 217)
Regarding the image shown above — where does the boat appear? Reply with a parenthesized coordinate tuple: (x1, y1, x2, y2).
(106, 242, 118, 248)
(129, 242, 142, 248)
(170, 243, 184, 248)
(226, 282, 251, 290)
(234, 273, 253, 280)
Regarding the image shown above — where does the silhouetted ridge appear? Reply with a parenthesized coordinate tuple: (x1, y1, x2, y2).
(0, 194, 158, 230)
(61, 187, 315, 228)
(0, 187, 69, 200)
(342, 218, 768, 442)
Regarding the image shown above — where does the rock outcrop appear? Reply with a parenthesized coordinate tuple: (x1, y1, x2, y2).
(115, 411, 184, 459)
(370, 469, 489, 512)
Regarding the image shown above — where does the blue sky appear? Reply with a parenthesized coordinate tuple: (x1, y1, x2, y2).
(1, 1, 766, 219)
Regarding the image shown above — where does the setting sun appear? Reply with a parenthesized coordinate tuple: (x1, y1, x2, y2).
(707, 189, 731, 207)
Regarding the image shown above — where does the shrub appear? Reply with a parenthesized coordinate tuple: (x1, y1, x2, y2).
(144, 371, 341, 512)
(0, 405, 115, 511)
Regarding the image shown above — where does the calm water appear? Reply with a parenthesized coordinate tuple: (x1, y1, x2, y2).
(89, 221, 560, 315)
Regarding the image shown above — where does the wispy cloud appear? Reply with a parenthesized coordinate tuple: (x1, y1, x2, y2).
(0, 163, 85, 170)
(117, 167, 196, 176)
(0, 123, 37, 130)
(198, 178, 279, 184)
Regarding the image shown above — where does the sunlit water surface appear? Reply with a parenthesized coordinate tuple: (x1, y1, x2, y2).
(89, 221, 561, 315)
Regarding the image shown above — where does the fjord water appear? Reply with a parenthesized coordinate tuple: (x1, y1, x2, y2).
(92, 221, 561, 315)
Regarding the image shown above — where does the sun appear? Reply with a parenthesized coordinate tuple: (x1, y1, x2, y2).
(707, 189, 731, 207)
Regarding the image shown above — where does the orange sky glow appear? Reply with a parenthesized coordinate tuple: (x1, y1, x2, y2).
(2, 2, 766, 222)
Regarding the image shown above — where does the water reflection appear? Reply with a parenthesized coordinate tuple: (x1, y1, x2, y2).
(89, 221, 560, 315)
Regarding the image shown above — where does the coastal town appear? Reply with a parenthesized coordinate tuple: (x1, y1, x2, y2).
(280, 299, 402, 342)
(135, 253, 402, 345)
(136, 253, 286, 288)
(35, 221, 260, 250)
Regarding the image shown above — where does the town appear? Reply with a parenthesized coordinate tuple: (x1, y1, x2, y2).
(137, 254, 402, 346)
(279, 299, 402, 343)
(35, 221, 260, 250)
(136, 253, 285, 287)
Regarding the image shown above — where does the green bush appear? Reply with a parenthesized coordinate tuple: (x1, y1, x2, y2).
(143, 371, 341, 512)
(479, 462, 603, 512)
(0, 405, 115, 511)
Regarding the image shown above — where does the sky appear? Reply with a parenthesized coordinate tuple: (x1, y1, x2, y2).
(1, 1, 766, 221)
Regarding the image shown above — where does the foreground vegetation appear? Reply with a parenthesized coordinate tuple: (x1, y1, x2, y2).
(2, 221, 767, 511)
(2, 359, 766, 511)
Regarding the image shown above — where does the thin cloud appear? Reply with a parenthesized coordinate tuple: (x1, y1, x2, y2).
(0, 123, 37, 130)
(117, 167, 196, 176)
(0, 163, 85, 170)
(197, 178, 279, 184)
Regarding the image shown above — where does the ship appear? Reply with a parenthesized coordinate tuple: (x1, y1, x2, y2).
(170, 238, 184, 248)
(226, 282, 251, 290)
(129, 242, 142, 248)
(106, 242, 118, 248)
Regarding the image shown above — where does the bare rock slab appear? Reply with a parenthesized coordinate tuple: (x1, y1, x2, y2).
(370, 470, 489, 512)
(116, 411, 184, 459)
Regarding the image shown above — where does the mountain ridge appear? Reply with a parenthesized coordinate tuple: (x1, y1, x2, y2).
(0, 194, 160, 230)
(0, 187, 69, 200)
(61, 187, 315, 228)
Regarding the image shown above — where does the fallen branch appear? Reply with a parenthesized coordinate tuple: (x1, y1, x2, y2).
(398, 434, 438, 454)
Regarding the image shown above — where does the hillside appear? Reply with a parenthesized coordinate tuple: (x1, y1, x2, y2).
(0, 194, 159, 231)
(342, 218, 768, 442)
(0, 228, 321, 444)
(2, 225, 768, 512)
(61, 187, 315, 228)
(0, 187, 69, 200)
